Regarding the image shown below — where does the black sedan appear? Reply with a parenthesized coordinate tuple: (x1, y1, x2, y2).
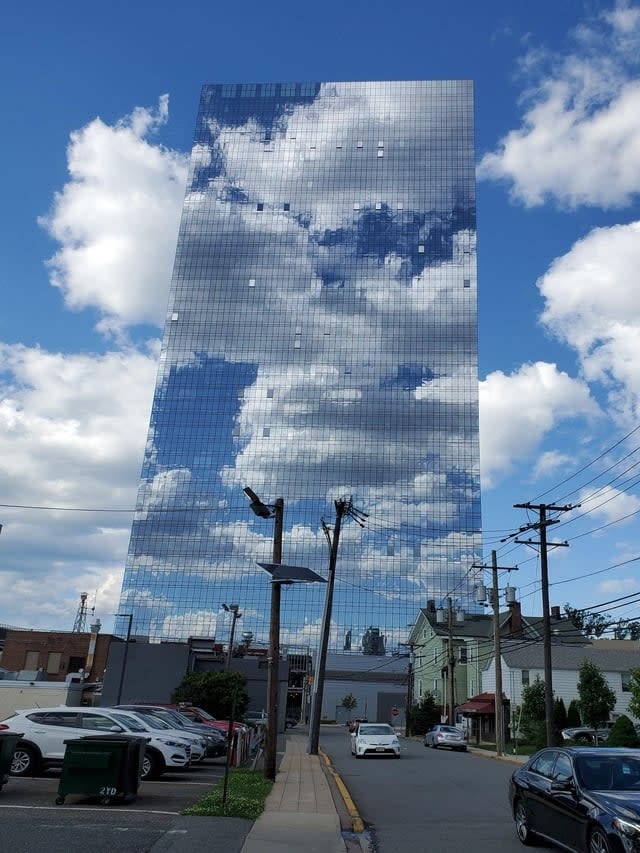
(509, 746, 640, 851)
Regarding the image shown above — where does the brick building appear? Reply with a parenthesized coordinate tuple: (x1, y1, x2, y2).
(1, 628, 116, 683)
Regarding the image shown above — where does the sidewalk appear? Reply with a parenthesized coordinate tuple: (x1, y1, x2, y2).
(240, 731, 348, 853)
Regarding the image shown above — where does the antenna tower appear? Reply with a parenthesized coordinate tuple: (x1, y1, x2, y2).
(72, 592, 90, 632)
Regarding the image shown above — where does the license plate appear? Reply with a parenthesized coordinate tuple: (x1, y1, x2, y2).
(376, 747, 385, 751)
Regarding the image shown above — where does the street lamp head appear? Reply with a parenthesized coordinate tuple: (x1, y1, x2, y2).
(243, 486, 274, 519)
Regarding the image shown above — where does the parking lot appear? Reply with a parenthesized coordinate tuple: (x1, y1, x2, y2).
(0, 756, 254, 853)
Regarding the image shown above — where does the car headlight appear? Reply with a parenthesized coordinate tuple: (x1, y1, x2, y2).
(613, 818, 640, 839)
(158, 738, 183, 747)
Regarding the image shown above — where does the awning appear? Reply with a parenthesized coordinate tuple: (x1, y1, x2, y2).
(457, 699, 495, 715)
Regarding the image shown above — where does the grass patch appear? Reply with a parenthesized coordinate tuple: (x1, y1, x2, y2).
(183, 768, 273, 819)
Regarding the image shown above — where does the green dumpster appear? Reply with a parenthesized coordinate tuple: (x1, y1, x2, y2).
(0, 732, 24, 791)
(56, 734, 148, 805)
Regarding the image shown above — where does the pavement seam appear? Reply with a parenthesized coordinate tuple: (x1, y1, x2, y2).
(319, 749, 364, 834)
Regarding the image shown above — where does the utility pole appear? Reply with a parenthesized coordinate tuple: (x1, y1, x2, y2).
(514, 501, 574, 747)
(405, 646, 414, 738)
(473, 554, 518, 755)
(491, 551, 504, 756)
(447, 598, 455, 725)
(222, 604, 242, 672)
(308, 498, 350, 755)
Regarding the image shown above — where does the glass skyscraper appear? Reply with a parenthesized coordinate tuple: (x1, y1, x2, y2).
(117, 81, 482, 654)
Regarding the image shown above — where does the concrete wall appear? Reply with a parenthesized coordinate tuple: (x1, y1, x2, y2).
(0, 681, 85, 720)
(100, 641, 190, 705)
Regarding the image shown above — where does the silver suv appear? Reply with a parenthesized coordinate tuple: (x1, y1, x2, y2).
(0, 707, 191, 780)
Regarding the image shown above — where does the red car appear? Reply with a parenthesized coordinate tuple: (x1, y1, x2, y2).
(160, 704, 246, 734)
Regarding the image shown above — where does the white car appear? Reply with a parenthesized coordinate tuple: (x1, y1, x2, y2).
(108, 709, 207, 762)
(0, 707, 191, 780)
(350, 722, 401, 758)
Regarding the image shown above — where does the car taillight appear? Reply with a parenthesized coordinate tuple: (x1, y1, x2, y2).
(0, 724, 10, 730)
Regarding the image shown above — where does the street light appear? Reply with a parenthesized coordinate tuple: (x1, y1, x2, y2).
(222, 603, 242, 672)
(242, 485, 325, 781)
(243, 487, 284, 782)
(114, 613, 133, 704)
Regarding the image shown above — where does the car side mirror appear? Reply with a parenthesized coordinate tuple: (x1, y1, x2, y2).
(109, 725, 123, 732)
(550, 779, 574, 793)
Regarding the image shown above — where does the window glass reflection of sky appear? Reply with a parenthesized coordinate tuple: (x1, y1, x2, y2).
(118, 81, 482, 654)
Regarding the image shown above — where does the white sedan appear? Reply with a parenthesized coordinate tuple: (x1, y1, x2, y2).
(350, 723, 401, 758)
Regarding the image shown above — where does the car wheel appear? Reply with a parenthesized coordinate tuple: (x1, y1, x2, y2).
(431, 743, 437, 749)
(514, 799, 537, 846)
(11, 744, 40, 777)
(141, 750, 163, 780)
(589, 827, 611, 853)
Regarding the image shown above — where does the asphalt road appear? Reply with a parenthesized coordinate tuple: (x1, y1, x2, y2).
(319, 727, 547, 852)
(0, 757, 253, 853)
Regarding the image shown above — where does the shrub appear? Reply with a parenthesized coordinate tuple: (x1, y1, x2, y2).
(606, 715, 640, 748)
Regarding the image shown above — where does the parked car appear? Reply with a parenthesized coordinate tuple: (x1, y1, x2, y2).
(510, 746, 640, 851)
(0, 707, 191, 780)
(561, 721, 616, 744)
(350, 722, 400, 758)
(107, 708, 207, 762)
(154, 704, 247, 735)
(114, 704, 227, 757)
(424, 725, 467, 752)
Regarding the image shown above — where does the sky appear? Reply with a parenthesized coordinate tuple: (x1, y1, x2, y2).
(2, 0, 640, 638)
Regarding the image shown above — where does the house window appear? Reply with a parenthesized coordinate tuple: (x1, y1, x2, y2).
(622, 672, 632, 692)
(458, 647, 467, 664)
(521, 670, 530, 687)
(47, 652, 62, 674)
(24, 651, 39, 670)
(283, 203, 290, 211)
(418, 679, 423, 697)
(256, 203, 264, 211)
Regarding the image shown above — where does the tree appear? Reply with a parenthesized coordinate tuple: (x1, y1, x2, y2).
(553, 697, 568, 732)
(340, 693, 358, 713)
(408, 693, 439, 735)
(519, 677, 561, 748)
(626, 669, 640, 720)
(567, 699, 581, 727)
(172, 670, 249, 719)
(606, 715, 640, 748)
(577, 660, 616, 728)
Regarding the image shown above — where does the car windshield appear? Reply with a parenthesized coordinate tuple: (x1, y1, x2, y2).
(438, 726, 463, 734)
(188, 706, 215, 720)
(108, 712, 147, 732)
(134, 713, 170, 730)
(575, 756, 640, 791)
(358, 725, 394, 736)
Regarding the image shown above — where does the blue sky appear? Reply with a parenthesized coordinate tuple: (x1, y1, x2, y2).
(2, 0, 640, 636)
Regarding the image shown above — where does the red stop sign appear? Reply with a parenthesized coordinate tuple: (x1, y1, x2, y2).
(391, 708, 399, 716)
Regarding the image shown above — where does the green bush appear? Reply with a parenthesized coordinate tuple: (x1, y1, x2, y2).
(606, 715, 640, 748)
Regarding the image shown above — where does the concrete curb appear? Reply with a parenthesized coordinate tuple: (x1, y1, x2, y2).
(320, 749, 365, 834)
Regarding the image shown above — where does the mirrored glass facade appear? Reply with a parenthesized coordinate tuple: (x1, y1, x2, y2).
(117, 81, 482, 653)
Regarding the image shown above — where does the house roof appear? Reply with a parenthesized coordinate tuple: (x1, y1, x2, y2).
(458, 692, 496, 715)
(497, 641, 640, 672)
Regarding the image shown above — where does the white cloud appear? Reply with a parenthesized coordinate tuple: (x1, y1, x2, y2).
(478, 3, 640, 208)
(596, 577, 638, 595)
(532, 450, 574, 480)
(578, 484, 640, 526)
(479, 361, 600, 487)
(39, 96, 188, 336)
(0, 342, 158, 628)
(538, 221, 640, 423)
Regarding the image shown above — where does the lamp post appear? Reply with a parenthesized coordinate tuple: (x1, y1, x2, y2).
(243, 487, 284, 782)
(115, 613, 133, 704)
(222, 603, 242, 672)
